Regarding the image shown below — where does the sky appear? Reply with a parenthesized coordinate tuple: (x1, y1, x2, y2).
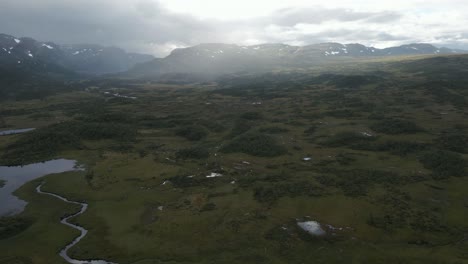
(1, 0, 467, 56)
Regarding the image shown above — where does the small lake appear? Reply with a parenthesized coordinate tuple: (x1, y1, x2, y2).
(0, 159, 78, 216)
(0, 128, 36, 136)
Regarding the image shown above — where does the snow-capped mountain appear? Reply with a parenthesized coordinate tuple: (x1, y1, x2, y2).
(128, 42, 465, 78)
(0, 33, 154, 75)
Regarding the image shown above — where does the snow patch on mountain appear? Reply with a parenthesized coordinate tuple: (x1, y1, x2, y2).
(42, 44, 54, 49)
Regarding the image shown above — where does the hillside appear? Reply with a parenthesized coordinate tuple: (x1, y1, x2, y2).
(128, 42, 465, 78)
(0, 33, 154, 75)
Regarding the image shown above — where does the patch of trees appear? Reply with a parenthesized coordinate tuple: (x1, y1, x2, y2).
(435, 130, 468, 153)
(376, 140, 428, 156)
(425, 87, 466, 107)
(175, 146, 210, 159)
(303, 125, 318, 136)
(367, 188, 447, 233)
(175, 125, 208, 141)
(0, 216, 34, 239)
(321, 131, 376, 148)
(316, 169, 404, 197)
(138, 114, 192, 129)
(309, 74, 381, 89)
(165, 175, 201, 188)
(237, 173, 290, 187)
(253, 181, 323, 203)
(199, 120, 226, 133)
(221, 132, 287, 157)
(0, 64, 75, 101)
(165, 173, 224, 188)
(240, 112, 263, 120)
(353, 140, 428, 156)
(2, 121, 137, 165)
(324, 109, 360, 118)
(228, 119, 255, 138)
(370, 119, 423, 134)
(367, 188, 411, 230)
(259, 126, 289, 134)
(419, 150, 466, 179)
(79, 111, 134, 124)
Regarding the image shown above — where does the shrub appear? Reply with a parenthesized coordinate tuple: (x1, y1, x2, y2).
(419, 150, 466, 179)
(1, 121, 137, 165)
(240, 112, 263, 120)
(253, 181, 323, 203)
(175, 125, 208, 141)
(370, 119, 423, 134)
(303, 125, 317, 135)
(0, 216, 34, 239)
(221, 132, 287, 157)
(259, 126, 289, 134)
(200, 203, 217, 212)
(316, 169, 403, 197)
(376, 140, 428, 156)
(176, 146, 210, 159)
(322, 131, 376, 148)
(435, 131, 468, 153)
(229, 119, 254, 137)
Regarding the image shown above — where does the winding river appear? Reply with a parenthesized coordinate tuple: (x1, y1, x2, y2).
(36, 183, 116, 264)
(0, 159, 115, 264)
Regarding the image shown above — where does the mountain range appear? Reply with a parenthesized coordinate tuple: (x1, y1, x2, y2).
(128, 43, 466, 78)
(0, 33, 154, 75)
(0, 33, 466, 79)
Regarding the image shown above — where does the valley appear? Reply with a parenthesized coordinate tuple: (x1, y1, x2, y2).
(0, 53, 467, 263)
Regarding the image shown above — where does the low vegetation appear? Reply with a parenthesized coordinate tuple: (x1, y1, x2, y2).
(1, 55, 468, 263)
(419, 150, 466, 179)
(0, 216, 33, 240)
(221, 131, 287, 157)
(370, 118, 423, 134)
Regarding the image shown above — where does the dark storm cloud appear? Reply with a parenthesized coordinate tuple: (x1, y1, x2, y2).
(0, 0, 217, 55)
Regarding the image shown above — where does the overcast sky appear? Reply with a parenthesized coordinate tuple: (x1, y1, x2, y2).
(1, 0, 467, 56)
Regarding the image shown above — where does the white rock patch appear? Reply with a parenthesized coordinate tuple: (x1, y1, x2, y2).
(297, 221, 326, 236)
(206, 172, 223, 178)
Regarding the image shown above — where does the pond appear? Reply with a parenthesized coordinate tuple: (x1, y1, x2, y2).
(0, 159, 78, 216)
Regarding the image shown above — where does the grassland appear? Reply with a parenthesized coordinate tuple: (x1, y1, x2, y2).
(0, 55, 467, 264)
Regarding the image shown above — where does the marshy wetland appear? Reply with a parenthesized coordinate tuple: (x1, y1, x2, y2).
(0, 56, 467, 264)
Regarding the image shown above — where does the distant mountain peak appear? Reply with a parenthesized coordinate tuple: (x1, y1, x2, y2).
(0, 33, 154, 75)
(128, 42, 466, 78)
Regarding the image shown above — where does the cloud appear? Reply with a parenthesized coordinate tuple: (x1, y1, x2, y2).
(0, 0, 466, 56)
(269, 7, 402, 26)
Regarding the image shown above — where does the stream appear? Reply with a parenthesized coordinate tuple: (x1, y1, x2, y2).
(36, 183, 116, 264)
(0, 128, 36, 136)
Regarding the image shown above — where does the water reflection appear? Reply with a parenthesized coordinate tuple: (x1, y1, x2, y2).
(0, 159, 78, 216)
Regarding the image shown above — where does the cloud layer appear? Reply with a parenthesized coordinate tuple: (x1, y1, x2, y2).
(0, 0, 467, 56)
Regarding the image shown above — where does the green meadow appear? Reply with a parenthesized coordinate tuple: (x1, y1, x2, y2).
(0, 55, 467, 264)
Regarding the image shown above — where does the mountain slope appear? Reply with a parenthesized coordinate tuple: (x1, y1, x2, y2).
(128, 42, 465, 78)
(0, 33, 154, 75)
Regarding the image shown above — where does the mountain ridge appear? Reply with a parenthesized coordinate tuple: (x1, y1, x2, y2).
(128, 42, 466, 78)
(0, 33, 154, 75)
